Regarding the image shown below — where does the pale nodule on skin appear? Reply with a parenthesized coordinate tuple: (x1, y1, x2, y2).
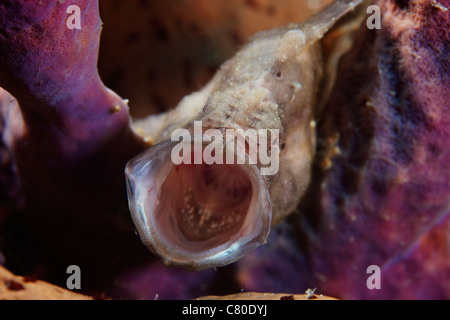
(126, 0, 364, 270)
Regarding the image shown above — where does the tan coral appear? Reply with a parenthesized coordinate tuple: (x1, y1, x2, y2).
(197, 291, 337, 300)
(0, 266, 92, 300)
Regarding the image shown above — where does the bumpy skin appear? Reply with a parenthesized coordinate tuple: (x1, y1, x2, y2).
(0, 0, 148, 286)
(193, 33, 321, 225)
(135, 31, 321, 225)
(235, 0, 450, 299)
(133, 0, 363, 229)
(128, 0, 366, 270)
(127, 28, 322, 270)
(192, 0, 365, 224)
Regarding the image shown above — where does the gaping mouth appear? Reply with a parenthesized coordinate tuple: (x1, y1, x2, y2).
(125, 136, 271, 270)
(159, 162, 253, 244)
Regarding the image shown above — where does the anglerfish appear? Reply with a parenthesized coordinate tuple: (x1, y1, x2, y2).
(125, 0, 364, 270)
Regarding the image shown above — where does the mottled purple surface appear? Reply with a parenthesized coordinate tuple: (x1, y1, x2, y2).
(0, 0, 148, 289)
(231, 0, 450, 299)
(113, 261, 218, 300)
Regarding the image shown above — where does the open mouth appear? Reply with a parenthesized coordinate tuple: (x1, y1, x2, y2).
(158, 162, 253, 245)
(125, 137, 272, 269)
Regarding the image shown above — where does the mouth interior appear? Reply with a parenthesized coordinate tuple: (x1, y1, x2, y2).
(155, 157, 254, 253)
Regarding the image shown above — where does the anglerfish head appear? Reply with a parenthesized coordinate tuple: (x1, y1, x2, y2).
(125, 132, 272, 270)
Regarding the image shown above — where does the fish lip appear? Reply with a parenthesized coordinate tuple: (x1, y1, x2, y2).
(125, 136, 272, 270)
